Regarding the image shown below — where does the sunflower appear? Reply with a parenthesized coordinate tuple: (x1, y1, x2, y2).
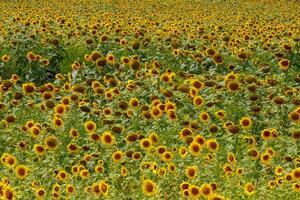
(267, 180, 276, 189)
(22, 83, 36, 95)
(260, 153, 272, 165)
(180, 182, 190, 193)
(91, 182, 101, 195)
(167, 110, 177, 121)
(261, 129, 273, 140)
(191, 79, 204, 90)
(284, 173, 293, 182)
(188, 86, 197, 97)
(140, 161, 151, 171)
(106, 53, 115, 64)
(95, 165, 104, 174)
(244, 182, 254, 195)
(89, 133, 101, 142)
(189, 185, 201, 199)
(157, 103, 166, 113)
(161, 151, 173, 162)
(125, 132, 138, 144)
(235, 167, 244, 176)
(130, 60, 141, 70)
(292, 129, 300, 140)
(157, 167, 166, 177)
(212, 54, 223, 64)
(129, 98, 140, 107)
(150, 107, 162, 118)
(27, 51, 36, 61)
(211, 183, 219, 192)
(42, 91, 53, 101)
(120, 166, 128, 177)
(225, 72, 237, 82)
(172, 49, 180, 57)
(199, 111, 210, 123)
(71, 165, 80, 175)
(142, 179, 157, 196)
(84, 120, 97, 134)
(112, 151, 123, 163)
(53, 104, 67, 115)
(223, 164, 233, 174)
(278, 59, 290, 70)
(89, 51, 102, 63)
(44, 136, 59, 150)
(17, 140, 27, 150)
(226, 80, 240, 92)
(288, 111, 300, 124)
(239, 117, 252, 129)
(206, 139, 219, 152)
(179, 146, 188, 158)
(104, 90, 114, 100)
(0, 103, 6, 111)
(1, 153, 17, 168)
(52, 117, 64, 128)
(193, 135, 206, 147)
(66, 184, 75, 195)
(275, 166, 283, 176)
(41, 59, 49, 66)
(208, 194, 224, 200)
(182, 189, 190, 198)
(52, 183, 61, 192)
(15, 165, 29, 179)
(101, 131, 115, 146)
(247, 148, 260, 160)
(292, 167, 300, 180)
(275, 177, 284, 186)
(103, 107, 113, 116)
(165, 101, 177, 111)
(215, 109, 226, 120)
(119, 39, 127, 46)
(188, 142, 202, 156)
(160, 73, 172, 83)
(1, 55, 10, 63)
(227, 152, 236, 163)
(69, 128, 79, 138)
(140, 138, 152, 151)
(33, 144, 46, 156)
(193, 95, 204, 107)
(236, 51, 247, 60)
(61, 96, 70, 106)
(179, 128, 194, 141)
(205, 48, 216, 56)
(185, 166, 198, 179)
(35, 188, 46, 199)
(29, 126, 41, 138)
(99, 180, 109, 196)
(149, 132, 159, 145)
(80, 169, 90, 179)
(100, 34, 108, 42)
(57, 170, 68, 181)
(5, 114, 16, 124)
(96, 57, 107, 68)
(67, 143, 79, 154)
(84, 38, 93, 45)
(151, 99, 160, 106)
(121, 56, 130, 64)
(200, 183, 213, 197)
(167, 163, 176, 173)
(292, 183, 300, 192)
(11, 74, 19, 82)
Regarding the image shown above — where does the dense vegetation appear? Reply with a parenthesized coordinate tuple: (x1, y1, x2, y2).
(0, 0, 299, 199)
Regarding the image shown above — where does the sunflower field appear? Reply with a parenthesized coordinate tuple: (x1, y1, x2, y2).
(0, 0, 300, 199)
